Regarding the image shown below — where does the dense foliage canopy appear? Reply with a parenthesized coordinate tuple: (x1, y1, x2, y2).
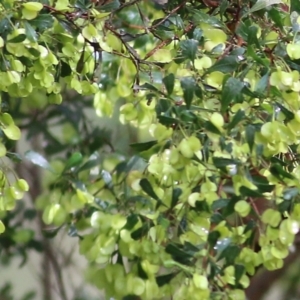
(2, 0, 300, 299)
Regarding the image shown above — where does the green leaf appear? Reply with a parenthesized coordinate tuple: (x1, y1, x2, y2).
(140, 178, 161, 201)
(221, 77, 244, 112)
(78, 152, 100, 173)
(25, 150, 55, 173)
(42, 226, 62, 238)
(270, 164, 295, 180)
(239, 186, 262, 197)
(123, 214, 139, 230)
(156, 272, 179, 287)
(165, 243, 194, 265)
(245, 125, 255, 152)
(131, 222, 152, 240)
(235, 264, 245, 285)
(27, 47, 40, 57)
(283, 187, 299, 201)
(250, 0, 283, 13)
(208, 231, 221, 248)
(64, 152, 83, 171)
(0, 220, 5, 233)
(189, 8, 223, 27)
(139, 82, 160, 93)
(130, 140, 157, 152)
(211, 199, 229, 211)
(24, 21, 37, 42)
(29, 14, 54, 32)
(158, 115, 179, 126)
(7, 34, 27, 43)
(163, 74, 175, 95)
(218, 244, 241, 265)
(228, 110, 245, 131)
(180, 39, 198, 62)
(276, 102, 294, 121)
(180, 77, 195, 109)
(213, 157, 239, 168)
(268, 8, 284, 29)
(291, 0, 300, 13)
(255, 72, 269, 93)
(205, 55, 239, 74)
(247, 26, 260, 48)
(204, 121, 222, 135)
(6, 152, 22, 162)
(171, 188, 182, 208)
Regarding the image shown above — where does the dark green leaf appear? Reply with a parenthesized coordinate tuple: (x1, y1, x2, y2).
(245, 125, 255, 152)
(29, 14, 54, 32)
(268, 8, 284, 29)
(6, 152, 22, 162)
(276, 102, 294, 121)
(211, 199, 229, 211)
(291, 0, 300, 13)
(25, 150, 55, 173)
(123, 214, 139, 230)
(163, 74, 175, 95)
(250, 0, 283, 13)
(221, 77, 244, 112)
(193, 28, 202, 41)
(23, 209, 37, 220)
(270, 164, 295, 180)
(247, 46, 269, 67)
(255, 72, 269, 93)
(189, 8, 223, 27)
(213, 157, 239, 168)
(68, 224, 78, 237)
(64, 152, 83, 171)
(180, 77, 195, 109)
(131, 222, 151, 240)
(24, 21, 37, 42)
(171, 188, 182, 208)
(76, 50, 85, 73)
(228, 110, 245, 131)
(165, 243, 193, 265)
(27, 47, 40, 57)
(140, 82, 160, 93)
(138, 262, 148, 279)
(7, 34, 27, 43)
(208, 231, 220, 248)
(156, 272, 178, 287)
(239, 186, 262, 197)
(210, 213, 224, 224)
(283, 187, 299, 201)
(42, 226, 62, 238)
(158, 115, 179, 126)
(218, 244, 241, 265)
(277, 199, 292, 213)
(180, 39, 198, 62)
(130, 140, 157, 152)
(205, 55, 239, 74)
(140, 178, 161, 201)
(247, 25, 260, 48)
(78, 152, 100, 172)
(235, 264, 245, 285)
(251, 176, 274, 193)
(98, 0, 120, 11)
(60, 60, 72, 77)
(204, 121, 222, 135)
(123, 296, 141, 300)
(243, 219, 256, 233)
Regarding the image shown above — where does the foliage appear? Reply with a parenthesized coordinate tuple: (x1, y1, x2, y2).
(2, 0, 300, 299)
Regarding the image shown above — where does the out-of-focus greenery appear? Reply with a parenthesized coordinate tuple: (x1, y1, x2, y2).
(2, 0, 300, 299)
